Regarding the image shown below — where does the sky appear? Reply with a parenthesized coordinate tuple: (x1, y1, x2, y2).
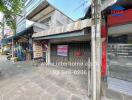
(48, 0, 91, 21)
(0, 0, 91, 21)
(0, 0, 91, 29)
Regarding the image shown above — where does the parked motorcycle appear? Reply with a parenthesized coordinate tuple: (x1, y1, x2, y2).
(7, 54, 12, 60)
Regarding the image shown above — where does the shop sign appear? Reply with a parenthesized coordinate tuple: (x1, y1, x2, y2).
(57, 45, 68, 56)
(4, 28, 13, 37)
(33, 42, 43, 58)
(111, 0, 129, 17)
(75, 50, 81, 57)
(111, 5, 125, 16)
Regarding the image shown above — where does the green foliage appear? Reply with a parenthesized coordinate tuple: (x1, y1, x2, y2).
(0, 0, 24, 31)
(0, 22, 3, 28)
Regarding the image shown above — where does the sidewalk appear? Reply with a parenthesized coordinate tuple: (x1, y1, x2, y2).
(0, 55, 127, 100)
(36, 63, 132, 100)
(0, 56, 90, 100)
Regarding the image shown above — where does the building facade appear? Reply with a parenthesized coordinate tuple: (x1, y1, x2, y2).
(26, 0, 76, 63)
(102, 0, 132, 98)
(32, 19, 91, 66)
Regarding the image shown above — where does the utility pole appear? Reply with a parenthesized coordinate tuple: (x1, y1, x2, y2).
(91, 0, 102, 100)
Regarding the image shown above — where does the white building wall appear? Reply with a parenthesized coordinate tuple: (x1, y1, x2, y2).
(50, 10, 73, 28)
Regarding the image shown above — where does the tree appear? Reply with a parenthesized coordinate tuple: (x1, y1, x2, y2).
(0, 0, 24, 31)
(0, 0, 24, 57)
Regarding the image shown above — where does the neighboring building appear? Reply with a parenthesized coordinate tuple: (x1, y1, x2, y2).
(101, 0, 132, 99)
(2, 0, 49, 61)
(81, 0, 132, 99)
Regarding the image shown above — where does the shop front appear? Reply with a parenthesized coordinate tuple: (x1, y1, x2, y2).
(50, 42, 91, 69)
(10, 26, 35, 61)
(106, 34, 132, 96)
(8, 24, 46, 61)
(33, 27, 91, 67)
(14, 37, 33, 61)
(32, 18, 92, 64)
(32, 35, 91, 75)
(106, 8, 132, 96)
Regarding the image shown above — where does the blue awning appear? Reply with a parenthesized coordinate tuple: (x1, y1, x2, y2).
(1, 36, 13, 44)
(1, 26, 33, 44)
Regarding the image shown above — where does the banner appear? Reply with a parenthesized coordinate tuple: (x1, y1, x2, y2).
(101, 25, 107, 77)
(57, 45, 68, 56)
(33, 42, 43, 58)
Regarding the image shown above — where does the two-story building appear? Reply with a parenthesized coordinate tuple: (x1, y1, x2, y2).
(3, 0, 51, 61)
(26, 0, 74, 63)
(13, 0, 52, 61)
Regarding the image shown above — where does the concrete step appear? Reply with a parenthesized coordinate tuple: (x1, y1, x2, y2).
(105, 77, 132, 100)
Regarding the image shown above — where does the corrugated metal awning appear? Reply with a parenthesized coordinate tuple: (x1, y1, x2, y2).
(33, 30, 86, 40)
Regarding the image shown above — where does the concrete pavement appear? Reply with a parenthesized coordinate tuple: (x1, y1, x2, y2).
(0, 55, 90, 100)
(0, 55, 128, 100)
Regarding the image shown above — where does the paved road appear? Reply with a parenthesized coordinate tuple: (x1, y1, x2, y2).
(0, 55, 90, 100)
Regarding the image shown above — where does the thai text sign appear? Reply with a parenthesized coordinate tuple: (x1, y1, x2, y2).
(57, 45, 68, 56)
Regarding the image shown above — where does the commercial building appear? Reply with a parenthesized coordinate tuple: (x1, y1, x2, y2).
(28, 0, 132, 99)
(26, 0, 75, 63)
(1, 0, 132, 99)
(32, 19, 91, 66)
(102, 0, 132, 98)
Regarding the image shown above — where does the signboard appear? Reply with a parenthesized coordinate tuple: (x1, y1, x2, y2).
(57, 45, 68, 56)
(101, 25, 107, 77)
(4, 27, 13, 37)
(111, 0, 129, 17)
(33, 42, 43, 58)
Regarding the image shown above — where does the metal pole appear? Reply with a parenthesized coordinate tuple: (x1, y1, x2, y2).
(91, 0, 102, 100)
(12, 38, 14, 58)
(88, 58, 91, 97)
(12, 16, 17, 59)
(1, 15, 5, 52)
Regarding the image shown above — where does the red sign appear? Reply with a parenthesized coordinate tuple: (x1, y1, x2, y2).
(75, 50, 81, 57)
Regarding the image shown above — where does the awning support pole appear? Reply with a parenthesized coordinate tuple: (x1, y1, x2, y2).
(12, 38, 14, 58)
